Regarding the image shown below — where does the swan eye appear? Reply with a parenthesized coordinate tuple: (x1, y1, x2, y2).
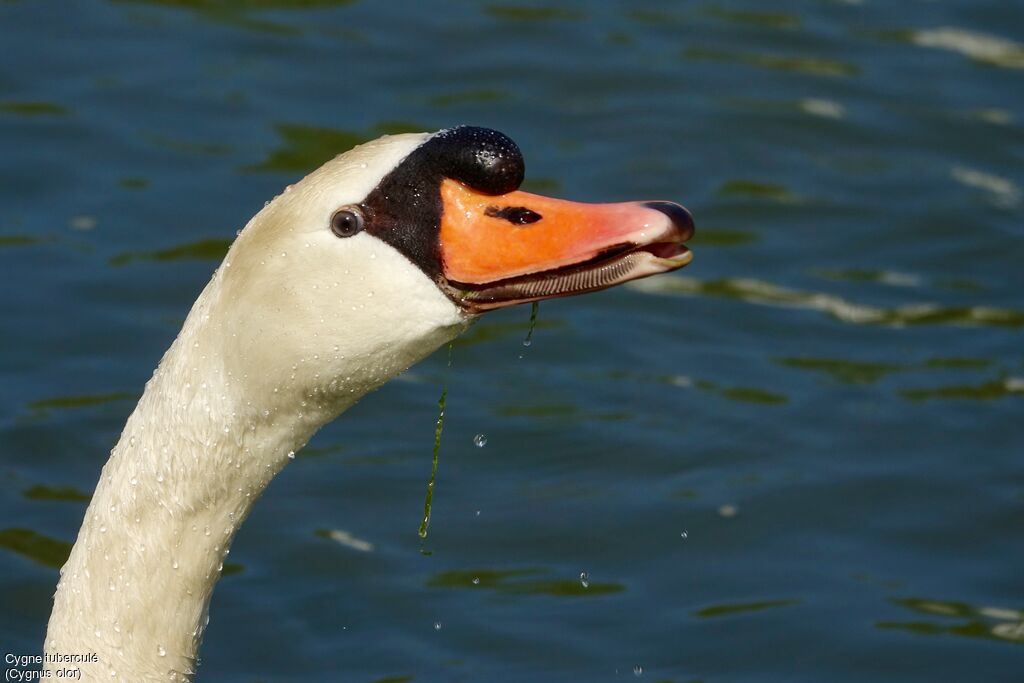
(330, 208, 364, 238)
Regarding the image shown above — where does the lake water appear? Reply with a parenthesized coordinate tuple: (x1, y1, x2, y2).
(1, 1, 1022, 682)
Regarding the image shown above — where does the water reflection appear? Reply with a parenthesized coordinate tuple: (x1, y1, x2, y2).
(683, 47, 859, 77)
(428, 89, 510, 107)
(22, 484, 91, 503)
(495, 402, 630, 422)
(118, 0, 359, 34)
(483, 5, 584, 22)
(777, 358, 904, 385)
(907, 28, 1024, 70)
(27, 391, 137, 415)
(694, 598, 799, 618)
(629, 276, 1024, 328)
(777, 357, 992, 385)
(427, 568, 624, 597)
(110, 238, 232, 266)
(315, 528, 374, 553)
(704, 7, 799, 30)
(811, 268, 922, 288)
(243, 122, 423, 174)
(718, 180, 798, 203)
(900, 377, 1024, 401)
(0, 528, 71, 569)
(950, 166, 1021, 209)
(0, 234, 52, 248)
(724, 97, 845, 120)
(120, 0, 358, 9)
(142, 132, 232, 156)
(0, 101, 70, 116)
(879, 597, 1024, 644)
(690, 229, 759, 248)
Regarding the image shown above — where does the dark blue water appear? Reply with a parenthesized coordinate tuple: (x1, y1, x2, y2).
(2, 2, 1022, 681)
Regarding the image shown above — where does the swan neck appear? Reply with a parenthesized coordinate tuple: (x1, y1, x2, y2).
(43, 317, 329, 682)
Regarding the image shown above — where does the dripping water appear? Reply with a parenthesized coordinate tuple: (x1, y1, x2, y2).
(523, 301, 540, 347)
(418, 343, 454, 539)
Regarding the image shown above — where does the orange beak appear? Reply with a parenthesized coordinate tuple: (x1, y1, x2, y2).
(437, 179, 695, 311)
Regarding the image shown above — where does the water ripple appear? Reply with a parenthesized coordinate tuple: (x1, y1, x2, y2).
(628, 276, 1024, 328)
(910, 27, 1024, 70)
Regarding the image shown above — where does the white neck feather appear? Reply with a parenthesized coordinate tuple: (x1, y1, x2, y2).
(44, 132, 470, 682)
(43, 284, 314, 681)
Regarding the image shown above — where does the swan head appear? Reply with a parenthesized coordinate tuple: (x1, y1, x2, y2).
(206, 126, 694, 409)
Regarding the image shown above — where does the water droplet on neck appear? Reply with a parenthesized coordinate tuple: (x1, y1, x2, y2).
(158, 645, 166, 657)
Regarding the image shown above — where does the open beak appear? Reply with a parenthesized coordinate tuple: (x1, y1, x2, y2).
(437, 178, 695, 312)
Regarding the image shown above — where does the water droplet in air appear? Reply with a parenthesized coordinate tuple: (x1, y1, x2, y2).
(287, 451, 296, 460)
(433, 621, 442, 631)
(473, 433, 487, 448)
(580, 571, 589, 588)
(471, 577, 480, 585)
(633, 664, 643, 676)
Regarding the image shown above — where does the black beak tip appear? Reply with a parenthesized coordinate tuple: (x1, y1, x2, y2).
(643, 201, 695, 241)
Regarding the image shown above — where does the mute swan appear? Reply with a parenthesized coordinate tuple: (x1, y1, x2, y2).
(43, 126, 694, 681)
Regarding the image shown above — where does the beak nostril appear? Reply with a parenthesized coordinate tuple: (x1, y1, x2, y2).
(642, 201, 695, 241)
(484, 205, 542, 225)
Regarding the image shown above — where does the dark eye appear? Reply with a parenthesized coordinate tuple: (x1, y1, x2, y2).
(330, 208, 364, 238)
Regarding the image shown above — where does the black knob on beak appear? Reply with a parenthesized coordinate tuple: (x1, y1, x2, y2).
(643, 201, 695, 242)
